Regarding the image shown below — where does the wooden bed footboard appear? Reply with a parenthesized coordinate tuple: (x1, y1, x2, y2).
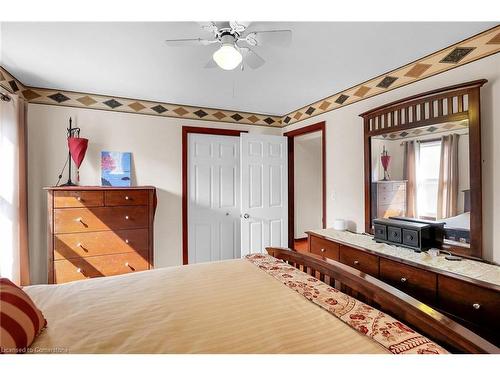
(266, 247, 499, 354)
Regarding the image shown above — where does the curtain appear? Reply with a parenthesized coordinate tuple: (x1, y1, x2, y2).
(403, 140, 417, 218)
(437, 134, 459, 220)
(0, 92, 30, 286)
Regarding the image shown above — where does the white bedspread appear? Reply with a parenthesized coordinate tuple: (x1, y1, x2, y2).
(25, 259, 388, 354)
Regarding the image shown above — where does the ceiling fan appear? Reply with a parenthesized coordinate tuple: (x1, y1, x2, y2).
(165, 22, 292, 71)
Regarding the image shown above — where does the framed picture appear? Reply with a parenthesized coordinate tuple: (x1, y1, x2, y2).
(101, 151, 132, 187)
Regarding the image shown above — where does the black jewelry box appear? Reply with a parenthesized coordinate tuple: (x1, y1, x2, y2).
(373, 218, 442, 251)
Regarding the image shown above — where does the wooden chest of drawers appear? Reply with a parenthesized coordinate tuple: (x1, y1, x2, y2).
(46, 186, 156, 284)
(371, 180, 407, 221)
(306, 231, 500, 346)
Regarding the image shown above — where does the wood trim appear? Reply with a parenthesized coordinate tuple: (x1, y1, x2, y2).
(266, 247, 499, 354)
(181, 126, 247, 265)
(361, 80, 486, 259)
(359, 79, 487, 118)
(284, 122, 326, 247)
(148, 189, 155, 268)
(363, 121, 372, 237)
(47, 190, 54, 283)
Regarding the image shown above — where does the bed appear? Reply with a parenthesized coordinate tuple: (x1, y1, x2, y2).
(24, 249, 497, 354)
(440, 212, 471, 245)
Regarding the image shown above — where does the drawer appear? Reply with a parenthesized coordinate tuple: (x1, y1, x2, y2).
(380, 258, 437, 304)
(377, 184, 392, 193)
(54, 190, 104, 208)
(54, 206, 149, 234)
(373, 224, 387, 241)
(54, 228, 149, 260)
(392, 182, 406, 191)
(54, 252, 150, 283)
(309, 235, 339, 260)
(402, 229, 419, 247)
(438, 275, 500, 330)
(105, 190, 148, 206)
(379, 190, 405, 205)
(377, 205, 406, 219)
(387, 226, 402, 243)
(339, 245, 379, 277)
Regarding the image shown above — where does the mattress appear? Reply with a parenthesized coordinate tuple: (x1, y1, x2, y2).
(441, 212, 470, 231)
(24, 256, 444, 354)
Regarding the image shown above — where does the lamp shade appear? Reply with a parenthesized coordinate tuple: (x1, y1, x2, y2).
(68, 137, 88, 168)
(381, 155, 391, 171)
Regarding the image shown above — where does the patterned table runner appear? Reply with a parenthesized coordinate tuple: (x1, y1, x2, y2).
(246, 253, 447, 354)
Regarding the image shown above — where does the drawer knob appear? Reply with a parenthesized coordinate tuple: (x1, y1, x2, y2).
(400, 277, 407, 283)
(472, 303, 481, 310)
(125, 196, 130, 200)
(125, 262, 136, 271)
(125, 239, 130, 244)
(320, 248, 326, 253)
(77, 196, 82, 201)
(353, 260, 359, 265)
(76, 268, 82, 273)
(125, 215, 129, 220)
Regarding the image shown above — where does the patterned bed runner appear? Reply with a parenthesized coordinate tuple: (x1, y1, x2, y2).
(246, 254, 447, 354)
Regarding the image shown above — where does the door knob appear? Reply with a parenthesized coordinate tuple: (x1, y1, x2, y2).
(243, 213, 250, 219)
(225, 212, 230, 216)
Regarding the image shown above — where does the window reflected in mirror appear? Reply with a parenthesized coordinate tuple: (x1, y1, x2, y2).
(370, 120, 470, 248)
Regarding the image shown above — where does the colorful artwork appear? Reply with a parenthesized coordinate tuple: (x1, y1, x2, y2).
(101, 151, 131, 187)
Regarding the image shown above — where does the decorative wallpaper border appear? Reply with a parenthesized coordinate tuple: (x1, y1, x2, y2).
(1, 25, 499, 128)
(0, 67, 282, 127)
(281, 25, 500, 126)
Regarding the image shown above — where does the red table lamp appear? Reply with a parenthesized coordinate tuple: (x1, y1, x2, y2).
(60, 118, 88, 186)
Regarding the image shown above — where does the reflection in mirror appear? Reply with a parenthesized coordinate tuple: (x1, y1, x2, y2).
(370, 120, 470, 248)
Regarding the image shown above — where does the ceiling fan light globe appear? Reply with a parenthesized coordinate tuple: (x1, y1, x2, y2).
(213, 44, 242, 70)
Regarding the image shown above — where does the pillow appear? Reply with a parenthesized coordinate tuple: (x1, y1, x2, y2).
(0, 278, 47, 354)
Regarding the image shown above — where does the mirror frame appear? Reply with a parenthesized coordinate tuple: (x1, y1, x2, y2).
(360, 79, 487, 260)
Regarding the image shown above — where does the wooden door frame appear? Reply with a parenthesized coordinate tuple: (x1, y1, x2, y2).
(284, 121, 326, 248)
(182, 126, 247, 265)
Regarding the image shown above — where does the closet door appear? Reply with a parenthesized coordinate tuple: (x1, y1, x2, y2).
(188, 134, 240, 263)
(240, 134, 288, 256)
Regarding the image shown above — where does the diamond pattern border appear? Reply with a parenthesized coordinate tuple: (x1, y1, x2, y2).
(0, 66, 281, 127)
(281, 25, 500, 126)
(1, 25, 499, 128)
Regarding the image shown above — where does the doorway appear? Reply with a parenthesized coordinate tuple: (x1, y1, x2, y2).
(182, 127, 289, 264)
(284, 122, 326, 251)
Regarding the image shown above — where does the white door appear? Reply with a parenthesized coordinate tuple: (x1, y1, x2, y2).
(188, 134, 240, 263)
(240, 133, 288, 256)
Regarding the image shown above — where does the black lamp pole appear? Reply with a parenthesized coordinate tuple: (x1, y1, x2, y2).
(60, 117, 81, 187)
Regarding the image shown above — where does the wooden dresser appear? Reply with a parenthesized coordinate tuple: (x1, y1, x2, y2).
(46, 186, 156, 284)
(307, 231, 500, 346)
(371, 180, 407, 220)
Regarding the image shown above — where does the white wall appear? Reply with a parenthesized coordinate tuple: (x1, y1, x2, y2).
(294, 132, 322, 238)
(27, 105, 281, 284)
(282, 53, 500, 263)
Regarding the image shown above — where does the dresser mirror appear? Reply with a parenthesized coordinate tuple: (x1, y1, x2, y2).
(361, 80, 486, 259)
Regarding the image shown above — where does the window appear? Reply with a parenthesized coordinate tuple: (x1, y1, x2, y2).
(416, 141, 441, 219)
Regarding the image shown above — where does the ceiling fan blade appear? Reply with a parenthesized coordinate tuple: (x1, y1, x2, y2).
(198, 22, 219, 35)
(248, 29, 292, 47)
(229, 21, 250, 34)
(240, 47, 265, 70)
(164, 38, 218, 47)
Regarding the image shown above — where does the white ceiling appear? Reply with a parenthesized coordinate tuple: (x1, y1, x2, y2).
(1, 22, 496, 115)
